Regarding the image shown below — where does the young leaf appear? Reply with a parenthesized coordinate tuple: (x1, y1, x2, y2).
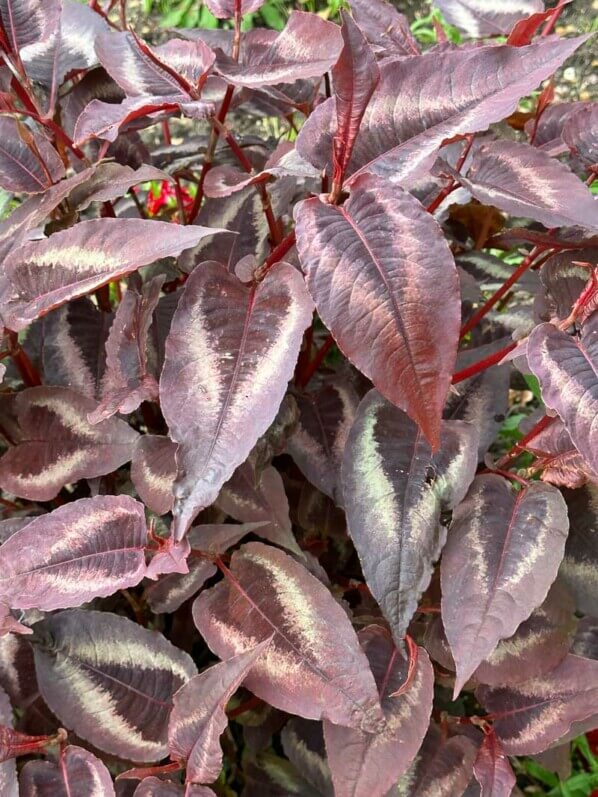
(0, 386, 139, 501)
(280, 719, 333, 797)
(287, 379, 360, 504)
(456, 140, 598, 230)
(349, 0, 420, 57)
(20, 745, 116, 797)
(562, 104, 598, 168)
(473, 731, 516, 797)
(193, 542, 384, 732)
(295, 174, 460, 447)
(526, 418, 598, 489)
(0, 117, 65, 194)
(216, 462, 301, 555)
(145, 522, 266, 614)
(214, 11, 342, 88)
(331, 11, 379, 190)
(32, 609, 197, 761)
(323, 626, 434, 797)
(169, 640, 271, 784)
(88, 276, 164, 424)
(528, 314, 598, 474)
(342, 390, 478, 643)
(131, 435, 177, 516)
(2, 219, 223, 331)
(297, 36, 589, 186)
(433, 0, 544, 37)
(441, 474, 569, 697)
(160, 261, 313, 541)
(0, 495, 147, 612)
(477, 655, 598, 754)
(0, 687, 17, 797)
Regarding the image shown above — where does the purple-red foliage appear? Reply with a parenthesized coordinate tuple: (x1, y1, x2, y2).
(0, 0, 595, 794)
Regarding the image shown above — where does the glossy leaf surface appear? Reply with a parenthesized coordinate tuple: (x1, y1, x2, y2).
(0, 386, 138, 500)
(342, 390, 478, 643)
(295, 174, 460, 446)
(32, 609, 196, 761)
(323, 626, 434, 797)
(0, 117, 64, 194)
(160, 261, 313, 541)
(193, 542, 384, 732)
(20, 745, 115, 797)
(0, 495, 147, 611)
(442, 475, 569, 696)
(528, 314, 598, 474)
(433, 0, 544, 37)
(3, 219, 221, 331)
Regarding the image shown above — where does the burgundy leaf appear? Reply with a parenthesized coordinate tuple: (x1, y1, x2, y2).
(295, 173, 460, 447)
(396, 727, 480, 797)
(441, 474, 569, 696)
(457, 140, 598, 230)
(0, 0, 60, 52)
(287, 379, 359, 504)
(572, 617, 598, 660)
(96, 32, 205, 98)
(342, 390, 478, 643)
(3, 219, 222, 331)
(526, 417, 598, 489)
(349, 0, 420, 57)
(559, 485, 598, 615)
(528, 314, 598, 474)
(32, 609, 197, 761)
(538, 250, 592, 323)
(526, 100, 590, 153)
(169, 640, 271, 783)
(562, 104, 598, 168)
(477, 654, 598, 754)
(145, 522, 267, 613)
(74, 95, 213, 146)
(0, 495, 147, 612)
(67, 163, 169, 212)
(146, 537, 191, 581)
(324, 626, 434, 797)
(193, 541, 384, 732)
(297, 36, 588, 186)
(160, 261, 313, 541)
(280, 719, 333, 797)
(216, 462, 301, 555)
(433, 0, 544, 37)
(425, 580, 577, 688)
(0, 687, 17, 797)
(134, 779, 213, 796)
(473, 731, 516, 797)
(205, 0, 265, 17)
(20, 745, 115, 797)
(0, 386, 138, 501)
(89, 276, 164, 424)
(20, 1, 109, 93)
(215, 12, 342, 88)
(41, 298, 112, 399)
(331, 11, 379, 189)
(131, 435, 177, 517)
(0, 117, 65, 194)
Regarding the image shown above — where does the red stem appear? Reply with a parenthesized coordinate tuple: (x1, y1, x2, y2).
(298, 334, 334, 388)
(7, 331, 41, 386)
(542, 0, 567, 36)
(451, 341, 516, 384)
(460, 246, 547, 338)
(496, 414, 555, 469)
(255, 230, 296, 280)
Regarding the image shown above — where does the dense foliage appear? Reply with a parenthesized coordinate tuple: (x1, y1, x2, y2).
(0, 0, 596, 795)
